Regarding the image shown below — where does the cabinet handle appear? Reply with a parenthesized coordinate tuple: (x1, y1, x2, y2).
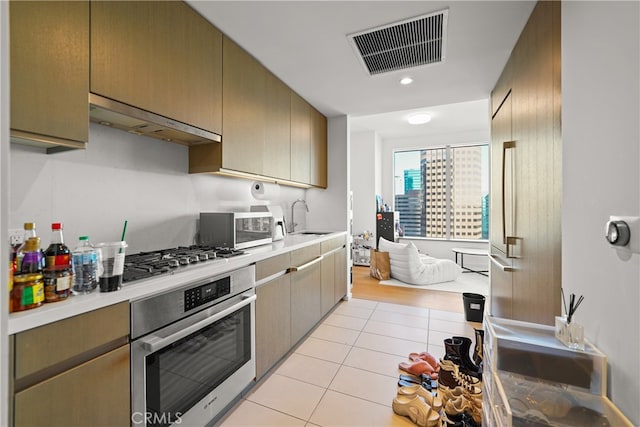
(140, 294, 256, 353)
(489, 254, 514, 272)
(502, 141, 518, 258)
(501, 140, 516, 244)
(289, 255, 323, 272)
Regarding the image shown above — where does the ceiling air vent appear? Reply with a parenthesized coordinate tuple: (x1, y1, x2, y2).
(348, 9, 448, 76)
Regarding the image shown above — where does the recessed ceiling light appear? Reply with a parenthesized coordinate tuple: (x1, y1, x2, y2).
(407, 113, 431, 125)
(400, 77, 413, 85)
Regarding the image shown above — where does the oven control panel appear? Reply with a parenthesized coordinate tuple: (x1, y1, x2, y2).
(184, 277, 231, 312)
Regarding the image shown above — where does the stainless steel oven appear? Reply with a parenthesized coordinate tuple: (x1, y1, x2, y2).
(130, 265, 256, 427)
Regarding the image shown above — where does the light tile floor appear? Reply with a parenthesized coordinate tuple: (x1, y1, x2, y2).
(218, 298, 480, 427)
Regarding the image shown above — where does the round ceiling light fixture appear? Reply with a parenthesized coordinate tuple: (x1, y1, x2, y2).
(407, 113, 432, 125)
(400, 77, 413, 85)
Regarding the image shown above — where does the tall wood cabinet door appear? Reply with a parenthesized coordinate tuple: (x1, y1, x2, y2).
(290, 244, 322, 345)
(334, 247, 347, 304)
(310, 107, 328, 188)
(490, 93, 514, 258)
(222, 36, 266, 174)
(290, 92, 311, 184)
(255, 275, 291, 379)
(320, 252, 335, 317)
(510, 0, 561, 326)
(290, 263, 321, 345)
(490, 92, 514, 319)
(10, 1, 89, 145)
(91, 1, 222, 134)
(263, 72, 291, 180)
(14, 345, 130, 427)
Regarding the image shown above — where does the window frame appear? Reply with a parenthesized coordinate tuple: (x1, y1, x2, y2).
(392, 142, 489, 242)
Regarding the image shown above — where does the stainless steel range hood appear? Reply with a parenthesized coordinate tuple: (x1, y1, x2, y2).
(89, 93, 221, 146)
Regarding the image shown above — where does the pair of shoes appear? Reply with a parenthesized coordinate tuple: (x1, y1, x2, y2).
(409, 351, 441, 372)
(442, 412, 479, 427)
(398, 374, 436, 391)
(443, 338, 481, 381)
(399, 359, 439, 379)
(445, 396, 481, 425)
(437, 360, 482, 405)
(398, 383, 443, 412)
(472, 329, 483, 367)
(392, 395, 441, 427)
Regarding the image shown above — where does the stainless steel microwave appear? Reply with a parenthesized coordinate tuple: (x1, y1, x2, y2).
(199, 212, 273, 249)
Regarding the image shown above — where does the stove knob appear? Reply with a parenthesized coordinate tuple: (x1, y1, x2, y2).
(199, 253, 209, 261)
(191, 255, 200, 263)
(179, 257, 190, 266)
(168, 259, 180, 268)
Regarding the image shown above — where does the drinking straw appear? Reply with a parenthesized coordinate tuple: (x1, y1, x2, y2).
(121, 220, 128, 242)
(119, 220, 128, 254)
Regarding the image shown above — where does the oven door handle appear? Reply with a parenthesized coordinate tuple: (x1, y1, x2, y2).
(140, 293, 256, 353)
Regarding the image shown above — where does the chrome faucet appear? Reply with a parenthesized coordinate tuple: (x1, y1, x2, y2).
(290, 199, 309, 233)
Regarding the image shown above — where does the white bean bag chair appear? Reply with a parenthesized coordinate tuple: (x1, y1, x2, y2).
(378, 237, 462, 285)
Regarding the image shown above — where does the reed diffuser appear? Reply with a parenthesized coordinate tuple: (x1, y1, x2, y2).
(555, 289, 585, 350)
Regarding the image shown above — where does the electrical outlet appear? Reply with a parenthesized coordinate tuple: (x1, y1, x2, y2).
(9, 228, 24, 246)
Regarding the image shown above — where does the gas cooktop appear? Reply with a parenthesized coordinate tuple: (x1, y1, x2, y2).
(123, 245, 245, 283)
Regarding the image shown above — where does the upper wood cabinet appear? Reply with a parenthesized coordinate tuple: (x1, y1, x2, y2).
(290, 92, 312, 184)
(310, 106, 328, 188)
(194, 35, 325, 187)
(220, 36, 292, 181)
(291, 92, 328, 188)
(90, 1, 222, 135)
(10, 1, 89, 152)
(221, 36, 267, 175)
(263, 71, 292, 180)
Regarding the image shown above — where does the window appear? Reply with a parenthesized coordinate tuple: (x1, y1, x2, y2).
(393, 144, 489, 240)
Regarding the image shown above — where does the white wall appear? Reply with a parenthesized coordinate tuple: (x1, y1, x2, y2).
(9, 123, 306, 253)
(307, 115, 349, 233)
(562, 2, 639, 423)
(350, 130, 379, 237)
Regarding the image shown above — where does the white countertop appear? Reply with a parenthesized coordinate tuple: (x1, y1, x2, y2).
(8, 231, 347, 335)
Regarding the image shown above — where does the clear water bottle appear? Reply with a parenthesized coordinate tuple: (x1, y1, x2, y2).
(72, 236, 99, 294)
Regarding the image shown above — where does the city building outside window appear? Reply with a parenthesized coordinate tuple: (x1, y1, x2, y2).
(393, 144, 489, 240)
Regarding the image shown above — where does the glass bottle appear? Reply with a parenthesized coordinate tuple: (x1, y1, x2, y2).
(43, 223, 73, 302)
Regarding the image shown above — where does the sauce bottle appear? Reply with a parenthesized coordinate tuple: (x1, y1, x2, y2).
(43, 223, 73, 302)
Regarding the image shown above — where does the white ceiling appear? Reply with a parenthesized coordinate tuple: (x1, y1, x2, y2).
(188, 1, 536, 138)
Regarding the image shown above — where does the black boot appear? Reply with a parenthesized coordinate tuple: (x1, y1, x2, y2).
(473, 329, 484, 367)
(445, 337, 481, 380)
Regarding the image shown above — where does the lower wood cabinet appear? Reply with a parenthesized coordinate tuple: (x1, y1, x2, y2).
(255, 274, 291, 380)
(334, 246, 348, 305)
(11, 302, 130, 426)
(254, 238, 346, 378)
(13, 345, 130, 427)
(290, 244, 322, 345)
(321, 251, 336, 317)
(320, 236, 347, 314)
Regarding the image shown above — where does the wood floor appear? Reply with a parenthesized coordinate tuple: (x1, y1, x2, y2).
(350, 266, 465, 313)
